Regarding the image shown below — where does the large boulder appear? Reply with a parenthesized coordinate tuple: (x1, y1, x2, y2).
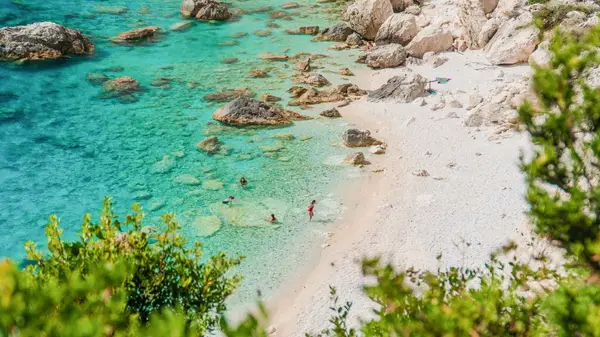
(180, 0, 232, 20)
(342, 0, 393, 40)
(390, 0, 414, 12)
(296, 73, 330, 87)
(528, 41, 550, 67)
(312, 22, 354, 42)
(480, 0, 498, 14)
(375, 13, 419, 45)
(213, 97, 309, 126)
(406, 26, 453, 58)
(458, 0, 488, 49)
(368, 68, 426, 103)
(366, 44, 407, 68)
(477, 18, 500, 48)
(0, 22, 94, 61)
(111, 26, 161, 43)
(342, 129, 383, 147)
(484, 12, 540, 65)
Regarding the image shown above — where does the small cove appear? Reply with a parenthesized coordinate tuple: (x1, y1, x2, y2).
(0, 0, 366, 302)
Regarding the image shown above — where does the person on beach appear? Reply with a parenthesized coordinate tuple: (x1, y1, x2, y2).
(308, 200, 316, 221)
(222, 196, 235, 205)
(365, 42, 373, 51)
(268, 214, 278, 224)
(240, 177, 248, 186)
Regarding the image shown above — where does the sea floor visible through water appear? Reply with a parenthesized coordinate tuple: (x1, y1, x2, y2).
(0, 0, 366, 302)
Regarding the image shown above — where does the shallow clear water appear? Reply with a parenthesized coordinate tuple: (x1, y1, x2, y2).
(0, 0, 364, 301)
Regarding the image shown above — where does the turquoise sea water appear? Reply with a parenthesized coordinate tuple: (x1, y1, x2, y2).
(0, 0, 364, 301)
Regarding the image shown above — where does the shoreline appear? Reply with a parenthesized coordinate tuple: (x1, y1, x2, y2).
(267, 51, 536, 336)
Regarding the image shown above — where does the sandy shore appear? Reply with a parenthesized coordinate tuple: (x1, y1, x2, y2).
(268, 51, 537, 336)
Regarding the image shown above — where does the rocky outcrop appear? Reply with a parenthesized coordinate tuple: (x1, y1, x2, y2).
(180, 0, 232, 20)
(368, 68, 426, 103)
(320, 108, 341, 118)
(406, 26, 453, 58)
(343, 0, 393, 40)
(366, 44, 407, 68)
(390, 0, 414, 12)
(312, 22, 354, 42)
(102, 76, 140, 96)
(458, 0, 488, 49)
(375, 13, 419, 45)
(111, 26, 161, 43)
(343, 129, 383, 147)
(213, 97, 310, 126)
(203, 87, 255, 102)
(346, 33, 364, 46)
(344, 152, 366, 165)
(0, 22, 94, 61)
(484, 12, 540, 65)
(196, 136, 221, 153)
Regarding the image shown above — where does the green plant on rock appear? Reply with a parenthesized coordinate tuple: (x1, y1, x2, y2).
(22, 198, 243, 334)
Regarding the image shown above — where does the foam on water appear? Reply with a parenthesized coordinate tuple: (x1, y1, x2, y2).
(0, 0, 365, 302)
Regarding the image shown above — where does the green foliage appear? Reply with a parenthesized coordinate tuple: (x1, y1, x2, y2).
(528, 0, 549, 5)
(1, 198, 242, 336)
(533, 4, 594, 30)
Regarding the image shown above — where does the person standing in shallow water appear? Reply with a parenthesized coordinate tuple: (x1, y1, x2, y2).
(239, 177, 248, 186)
(307, 200, 316, 221)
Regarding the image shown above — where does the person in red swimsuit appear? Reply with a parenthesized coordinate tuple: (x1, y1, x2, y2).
(308, 200, 316, 221)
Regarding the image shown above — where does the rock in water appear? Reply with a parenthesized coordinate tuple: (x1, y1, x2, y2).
(0, 22, 94, 61)
(320, 108, 341, 118)
(111, 26, 161, 43)
(102, 76, 140, 96)
(213, 97, 310, 126)
(366, 44, 407, 68)
(312, 22, 354, 42)
(299, 26, 319, 35)
(342, 129, 383, 147)
(196, 136, 221, 154)
(368, 69, 426, 103)
(344, 152, 366, 165)
(87, 73, 109, 84)
(405, 26, 453, 58)
(343, 0, 393, 40)
(296, 73, 330, 87)
(180, 0, 232, 20)
(170, 21, 195, 32)
(375, 13, 418, 46)
(484, 12, 539, 65)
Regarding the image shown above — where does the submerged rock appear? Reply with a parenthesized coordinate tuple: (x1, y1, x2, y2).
(344, 152, 366, 165)
(102, 76, 140, 96)
(180, 0, 232, 20)
(249, 69, 269, 78)
(213, 97, 310, 126)
(174, 174, 202, 185)
(299, 26, 319, 35)
(340, 68, 354, 76)
(368, 68, 426, 103)
(282, 2, 300, 9)
(87, 73, 109, 84)
(203, 87, 255, 102)
(170, 21, 195, 32)
(0, 22, 94, 61)
(260, 53, 289, 61)
(196, 136, 222, 154)
(312, 22, 354, 42)
(221, 57, 239, 64)
(193, 215, 222, 237)
(111, 26, 161, 44)
(343, 129, 382, 147)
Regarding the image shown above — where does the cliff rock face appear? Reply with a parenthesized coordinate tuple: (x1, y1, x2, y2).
(343, 0, 393, 40)
(0, 22, 94, 61)
(180, 0, 232, 20)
